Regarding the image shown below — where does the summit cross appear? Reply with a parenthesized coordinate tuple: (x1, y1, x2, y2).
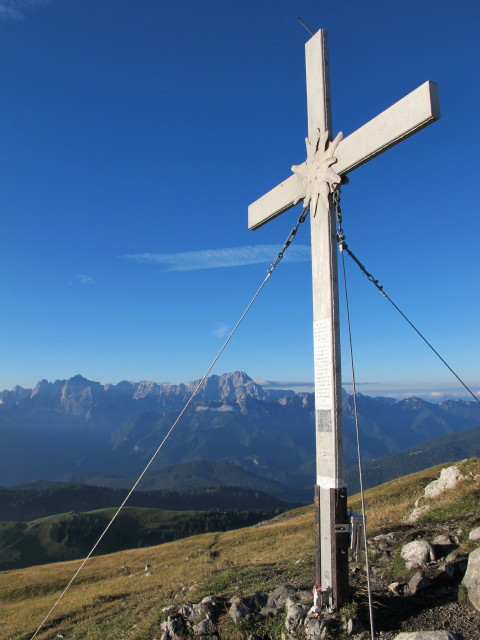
(248, 30, 440, 608)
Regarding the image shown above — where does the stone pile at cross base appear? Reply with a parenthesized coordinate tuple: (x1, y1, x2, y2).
(154, 464, 480, 640)
(156, 583, 468, 640)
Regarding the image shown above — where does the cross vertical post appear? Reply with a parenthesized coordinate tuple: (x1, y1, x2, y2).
(306, 30, 349, 608)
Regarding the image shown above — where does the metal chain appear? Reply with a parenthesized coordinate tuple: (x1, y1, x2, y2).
(333, 187, 346, 250)
(332, 188, 480, 406)
(333, 188, 384, 295)
(267, 206, 310, 277)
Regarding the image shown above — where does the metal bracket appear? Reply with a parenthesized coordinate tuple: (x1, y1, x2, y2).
(348, 510, 366, 561)
(334, 523, 351, 533)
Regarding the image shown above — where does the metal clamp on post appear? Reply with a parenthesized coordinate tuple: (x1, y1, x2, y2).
(348, 509, 366, 562)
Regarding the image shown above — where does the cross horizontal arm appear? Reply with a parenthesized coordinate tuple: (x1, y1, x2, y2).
(248, 80, 440, 230)
(248, 174, 299, 230)
(336, 80, 440, 176)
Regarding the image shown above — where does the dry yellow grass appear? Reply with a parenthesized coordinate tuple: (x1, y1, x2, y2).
(2, 459, 479, 640)
(349, 458, 480, 532)
(0, 507, 314, 640)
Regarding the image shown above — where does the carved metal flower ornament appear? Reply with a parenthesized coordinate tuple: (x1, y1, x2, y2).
(291, 128, 343, 217)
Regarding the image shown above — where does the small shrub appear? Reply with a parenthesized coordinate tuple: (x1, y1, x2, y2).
(383, 553, 408, 584)
(339, 597, 361, 620)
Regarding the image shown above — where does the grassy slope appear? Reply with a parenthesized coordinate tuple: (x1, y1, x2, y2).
(1, 459, 480, 640)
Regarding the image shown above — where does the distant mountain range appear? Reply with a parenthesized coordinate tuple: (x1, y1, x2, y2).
(1, 371, 479, 491)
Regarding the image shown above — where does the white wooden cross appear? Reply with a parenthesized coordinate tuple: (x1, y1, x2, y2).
(248, 30, 439, 608)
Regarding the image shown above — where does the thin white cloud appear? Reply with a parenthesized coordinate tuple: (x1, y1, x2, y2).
(0, 0, 50, 20)
(77, 274, 96, 285)
(212, 323, 230, 339)
(123, 244, 311, 272)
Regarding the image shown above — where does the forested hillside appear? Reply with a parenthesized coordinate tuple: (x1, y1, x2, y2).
(0, 484, 297, 522)
(0, 506, 281, 571)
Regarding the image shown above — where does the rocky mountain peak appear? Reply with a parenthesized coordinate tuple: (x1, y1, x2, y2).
(69, 374, 90, 384)
(31, 379, 51, 397)
(401, 396, 428, 408)
(188, 371, 268, 403)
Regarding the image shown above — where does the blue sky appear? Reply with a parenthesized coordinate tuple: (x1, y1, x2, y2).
(1, 0, 479, 399)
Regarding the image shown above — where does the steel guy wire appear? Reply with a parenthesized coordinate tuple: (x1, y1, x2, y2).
(340, 251, 375, 640)
(29, 205, 310, 640)
(333, 188, 480, 407)
(334, 186, 376, 639)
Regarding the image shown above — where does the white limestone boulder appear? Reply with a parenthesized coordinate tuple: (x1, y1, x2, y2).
(468, 527, 480, 541)
(161, 615, 186, 639)
(406, 505, 430, 523)
(424, 466, 464, 499)
(229, 599, 253, 624)
(192, 618, 218, 636)
(401, 540, 436, 570)
(407, 571, 431, 595)
(260, 584, 296, 617)
(462, 546, 480, 612)
(303, 616, 329, 640)
(285, 603, 309, 633)
(432, 535, 454, 545)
